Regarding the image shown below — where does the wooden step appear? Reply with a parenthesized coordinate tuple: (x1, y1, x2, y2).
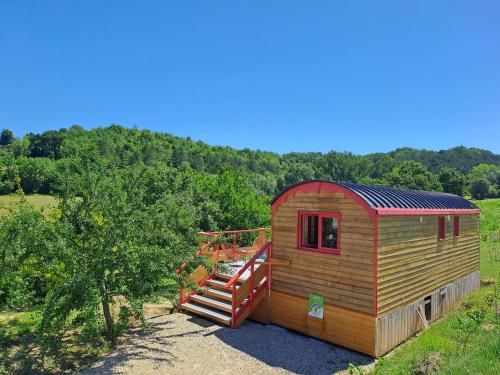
(190, 294, 233, 313)
(201, 287, 233, 301)
(214, 272, 245, 282)
(206, 278, 240, 290)
(181, 302, 232, 325)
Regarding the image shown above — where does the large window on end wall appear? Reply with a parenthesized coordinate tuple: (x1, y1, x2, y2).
(298, 211, 340, 255)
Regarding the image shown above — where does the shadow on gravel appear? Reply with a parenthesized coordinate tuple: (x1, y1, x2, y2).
(82, 317, 197, 375)
(204, 320, 373, 375)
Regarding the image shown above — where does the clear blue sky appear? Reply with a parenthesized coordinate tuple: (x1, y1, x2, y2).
(1, 1, 499, 154)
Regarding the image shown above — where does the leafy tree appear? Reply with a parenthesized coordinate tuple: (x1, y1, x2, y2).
(323, 151, 369, 182)
(0, 207, 51, 309)
(439, 167, 466, 196)
(283, 163, 316, 187)
(384, 161, 442, 191)
(468, 164, 500, 184)
(0, 129, 14, 145)
(8, 137, 30, 157)
(26, 129, 67, 159)
(16, 157, 58, 194)
(248, 171, 278, 196)
(363, 153, 396, 179)
(469, 178, 492, 200)
(0, 156, 18, 194)
(467, 164, 499, 198)
(201, 169, 271, 231)
(39, 157, 198, 344)
(468, 164, 499, 190)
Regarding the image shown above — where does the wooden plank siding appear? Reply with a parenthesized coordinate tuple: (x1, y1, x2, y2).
(271, 190, 375, 315)
(270, 290, 376, 356)
(248, 294, 271, 324)
(376, 214, 480, 317)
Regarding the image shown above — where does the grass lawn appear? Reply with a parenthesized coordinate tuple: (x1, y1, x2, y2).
(477, 199, 500, 281)
(0, 194, 57, 218)
(475, 198, 500, 236)
(372, 199, 500, 375)
(371, 286, 499, 375)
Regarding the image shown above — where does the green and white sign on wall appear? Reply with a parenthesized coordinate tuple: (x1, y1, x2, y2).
(308, 294, 324, 319)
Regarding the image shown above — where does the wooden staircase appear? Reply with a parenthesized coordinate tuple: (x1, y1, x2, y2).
(180, 241, 271, 328)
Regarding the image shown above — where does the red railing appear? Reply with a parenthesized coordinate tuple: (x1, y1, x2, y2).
(178, 229, 272, 327)
(198, 228, 271, 262)
(198, 228, 271, 236)
(225, 240, 271, 327)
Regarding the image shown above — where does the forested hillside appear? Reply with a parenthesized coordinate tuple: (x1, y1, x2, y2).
(1, 125, 499, 200)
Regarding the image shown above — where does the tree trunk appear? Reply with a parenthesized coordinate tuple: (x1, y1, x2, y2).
(99, 281, 115, 345)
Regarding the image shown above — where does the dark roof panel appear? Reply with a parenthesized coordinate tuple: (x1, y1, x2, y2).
(271, 180, 478, 211)
(339, 182, 477, 209)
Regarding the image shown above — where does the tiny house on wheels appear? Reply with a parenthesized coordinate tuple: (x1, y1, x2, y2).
(179, 180, 480, 357)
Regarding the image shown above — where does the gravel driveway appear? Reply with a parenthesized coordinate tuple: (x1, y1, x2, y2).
(80, 312, 374, 375)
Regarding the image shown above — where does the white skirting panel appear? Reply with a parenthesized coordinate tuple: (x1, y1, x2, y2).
(375, 271, 480, 356)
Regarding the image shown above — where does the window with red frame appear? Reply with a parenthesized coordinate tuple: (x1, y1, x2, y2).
(438, 216, 445, 240)
(453, 216, 460, 237)
(299, 212, 340, 254)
